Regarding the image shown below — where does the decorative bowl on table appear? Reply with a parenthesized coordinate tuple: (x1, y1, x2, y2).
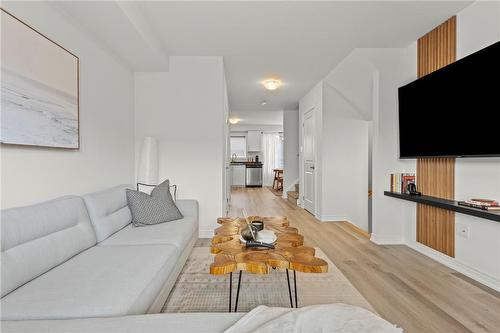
(239, 230, 277, 244)
(251, 221, 264, 231)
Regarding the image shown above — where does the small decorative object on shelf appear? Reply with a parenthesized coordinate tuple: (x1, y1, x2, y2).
(458, 198, 500, 211)
(407, 182, 421, 196)
(390, 173, 416, 194)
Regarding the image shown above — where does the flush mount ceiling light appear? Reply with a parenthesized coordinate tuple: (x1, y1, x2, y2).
(262, 79, 282, 91)
(228, 118, 240, 124)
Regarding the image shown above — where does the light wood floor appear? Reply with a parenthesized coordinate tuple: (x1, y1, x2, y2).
(226, 187, 500, 333)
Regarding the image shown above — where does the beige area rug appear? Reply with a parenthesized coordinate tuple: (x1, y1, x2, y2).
(162, 247, 374, 313)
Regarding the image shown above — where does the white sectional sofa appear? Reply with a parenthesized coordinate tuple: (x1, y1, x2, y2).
(2, 312, 245, 333)
(0, 185, 242, 332)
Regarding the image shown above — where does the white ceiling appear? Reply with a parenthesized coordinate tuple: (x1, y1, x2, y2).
(52, 1, 170, 71)
(230, 110, 284, 126)
(52, 1, 472, 112)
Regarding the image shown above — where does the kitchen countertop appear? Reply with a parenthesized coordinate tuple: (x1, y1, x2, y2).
(230, 161, 263, 166)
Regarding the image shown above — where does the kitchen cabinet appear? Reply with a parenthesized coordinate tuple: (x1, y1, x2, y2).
(247, 131, 262, 152)
(231, 164, 246, 186)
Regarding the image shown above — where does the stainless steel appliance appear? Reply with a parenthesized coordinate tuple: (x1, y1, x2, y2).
(245, 164, 262, 187)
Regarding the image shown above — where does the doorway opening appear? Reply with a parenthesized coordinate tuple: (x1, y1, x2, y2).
(226, 110, 297, 213)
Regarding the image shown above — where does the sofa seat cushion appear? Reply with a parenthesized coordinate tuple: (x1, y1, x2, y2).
(100, 215, 197, 251)
(0, 244, 179, 320)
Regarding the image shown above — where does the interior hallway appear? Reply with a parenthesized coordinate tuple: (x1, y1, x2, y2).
(227, 187, 500, 333)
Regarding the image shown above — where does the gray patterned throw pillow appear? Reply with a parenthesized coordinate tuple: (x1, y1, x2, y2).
(126, 180, 183, 226)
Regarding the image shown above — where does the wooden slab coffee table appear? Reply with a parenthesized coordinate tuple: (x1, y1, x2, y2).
(210, 216, 328, 312)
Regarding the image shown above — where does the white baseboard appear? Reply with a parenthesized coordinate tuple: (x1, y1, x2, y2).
(319, 215, 350, 222)
(406, 241, 500, 292)
(370, 234, 500, 291)
(370, 233, 404, 245)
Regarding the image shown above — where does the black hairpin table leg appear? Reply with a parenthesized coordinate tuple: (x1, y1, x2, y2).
(228, 272, 232, 312)
(234, 271, 242, 312)
(293, 270, 298, 308)
(286, 269, 294, 308)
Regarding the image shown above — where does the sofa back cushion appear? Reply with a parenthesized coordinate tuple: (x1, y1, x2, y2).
(1, 196, 96, 297)
(83, 185, 133, 242)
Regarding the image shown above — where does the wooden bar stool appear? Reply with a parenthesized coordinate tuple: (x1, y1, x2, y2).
(273, 169, 283, 190)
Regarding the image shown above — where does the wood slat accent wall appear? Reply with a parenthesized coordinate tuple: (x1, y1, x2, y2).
(417, 17, 457, 77)
(416, 17, 456, 257)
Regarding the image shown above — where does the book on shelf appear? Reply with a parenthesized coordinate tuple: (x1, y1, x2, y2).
(390, 173, 416, 194)
(468, 199, 499, 206)
(465, 200, 499, 207)
(458, 200, 500, 211)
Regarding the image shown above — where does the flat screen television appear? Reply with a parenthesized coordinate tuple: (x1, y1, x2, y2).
(398, 41, 500, 158)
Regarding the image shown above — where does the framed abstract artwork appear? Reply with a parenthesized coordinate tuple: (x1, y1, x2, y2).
(1, 9, 80, 149)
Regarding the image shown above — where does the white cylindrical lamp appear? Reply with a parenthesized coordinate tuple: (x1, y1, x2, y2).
(137, 136, 159, 185)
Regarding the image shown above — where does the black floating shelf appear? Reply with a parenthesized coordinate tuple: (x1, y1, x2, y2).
(384, 191, 500, 223)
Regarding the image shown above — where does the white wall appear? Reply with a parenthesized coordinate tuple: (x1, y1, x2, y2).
(327, 15, 499, 289)
(134, 57, 226, 237)
(456, 1, 500, 58)
(321, 84, 369, 229)
(369, 47, 417, 244)
(309, 44, 416, 242)
(313, 50, 380, 231)
(324, 49, 375, 121)
(372, 1, 500, 291)
(450, 1, 500, 289)
(299, 47, 416, 238)
(1, 2, 134, 208)
(283, 110, 299, 195)
(229, 110, 283, 128)
(230, 124, 283, 132)
(298, 79, 369, 230)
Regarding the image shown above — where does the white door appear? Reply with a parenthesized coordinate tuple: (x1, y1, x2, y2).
(225, 133, 231, 212)
(223, 85, 230, 214)
(303, 109, 315, 214)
